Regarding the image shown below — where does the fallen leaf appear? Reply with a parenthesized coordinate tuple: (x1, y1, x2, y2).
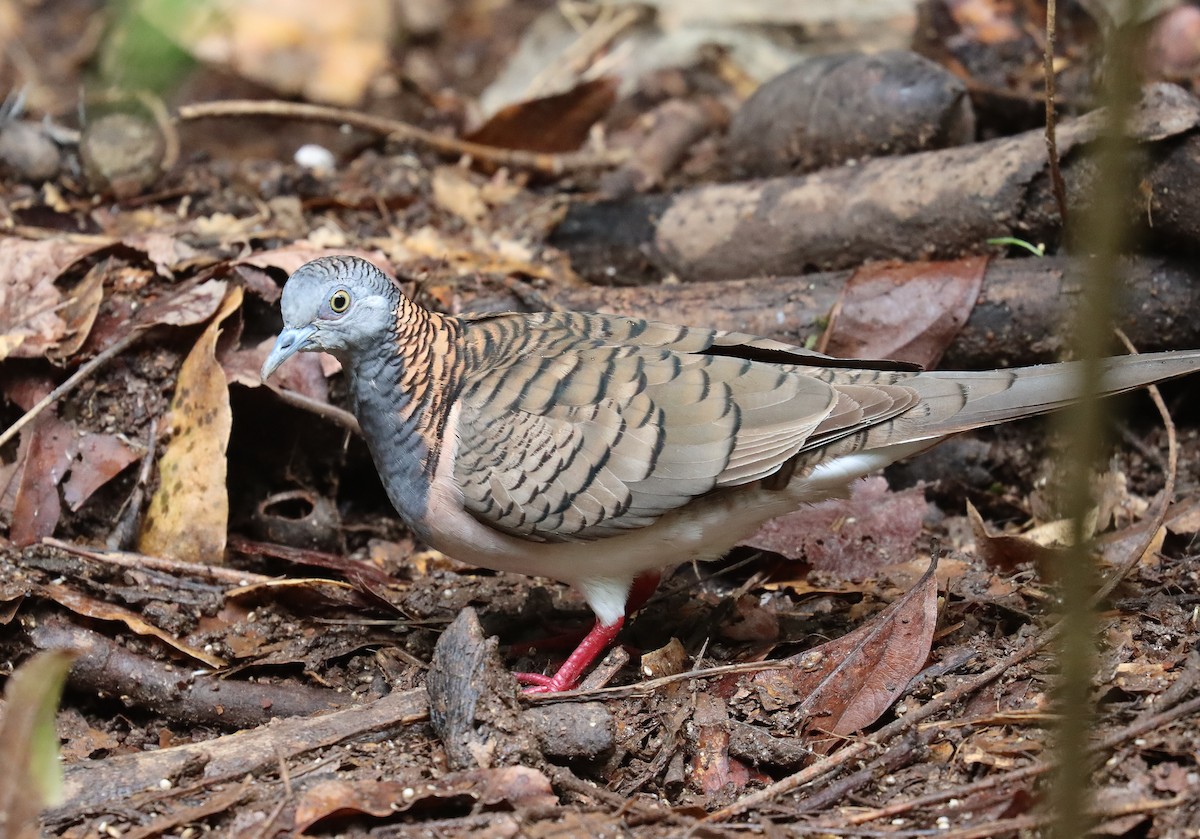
(822, 257, 987, 367)
(9, 412, 75, 546)
(293, 767, 556, 832)
(46, 259, 107, 363)
(0, 649, 77, 839)
(466, 77, 618, 153)
(746, 477, 926, 578)
(191, 0, 396, 105)
(0, 239, 108, 361)
(137, 278, 229, 328)
(751, 556, 940, 742)
(966, 500, 1084, 575)
(38, 584, 225, 668)
(138, 287, 242, 564)
(61, 433, 141, 511)
(121, 232, 201, 277)
(432, 166, 489, 224)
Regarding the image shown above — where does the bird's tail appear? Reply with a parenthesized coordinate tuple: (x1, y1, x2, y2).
(897, 349, 1200, 442)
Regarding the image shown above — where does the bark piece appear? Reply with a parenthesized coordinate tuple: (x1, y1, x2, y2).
(26, 617, 338, 728)
(426, 607, 542, 770)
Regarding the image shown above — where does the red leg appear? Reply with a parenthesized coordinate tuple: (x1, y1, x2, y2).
(514, 616, 624, 694)
(511, 572, 662, 693)
(626, 571, 661, 614)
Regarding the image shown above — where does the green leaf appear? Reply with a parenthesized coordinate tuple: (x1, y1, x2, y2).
(0, 649, 77, 835)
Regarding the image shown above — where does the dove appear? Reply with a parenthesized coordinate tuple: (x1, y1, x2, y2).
(262, 255, 1200, 693)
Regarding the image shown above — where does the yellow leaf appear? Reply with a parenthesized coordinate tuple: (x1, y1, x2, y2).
(139, 286, 242, 564)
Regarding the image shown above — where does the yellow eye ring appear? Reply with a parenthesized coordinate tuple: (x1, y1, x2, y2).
(329, 290, 351, 313)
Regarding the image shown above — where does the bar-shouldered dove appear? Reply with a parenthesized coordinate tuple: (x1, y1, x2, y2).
(262, 256, 1200, 692)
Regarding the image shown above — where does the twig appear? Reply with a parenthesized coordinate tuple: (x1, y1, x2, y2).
(841, 688, 1200, 828)
(1044, 0, 1070, 227)
(523, 659, 790, 703)
(703, 622, 1060, 823)
(263, 382, 360, 433)
(177, 100, 628, 176)
(43, 536, 275, 587)
(0, 325, 145, 449)
(1091, 329, 1177, 604)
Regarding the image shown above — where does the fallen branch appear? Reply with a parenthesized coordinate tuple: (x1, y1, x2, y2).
(550, 84, 1200, 282)
(26, 616, 344, 728)
(47, 683, 427, 821)
(177, 100, 627, 176)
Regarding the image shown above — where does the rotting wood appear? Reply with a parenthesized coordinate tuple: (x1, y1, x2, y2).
(550, 84, 1200, 282)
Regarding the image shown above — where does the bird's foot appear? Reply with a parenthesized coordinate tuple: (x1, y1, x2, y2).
(514, 616, 624, 694)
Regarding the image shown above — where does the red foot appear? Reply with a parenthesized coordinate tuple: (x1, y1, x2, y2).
(512, 572, 663, 694)
(514, 617, 624, 694)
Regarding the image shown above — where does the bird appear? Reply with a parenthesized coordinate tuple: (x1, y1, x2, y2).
(261, 255, 1200, 693)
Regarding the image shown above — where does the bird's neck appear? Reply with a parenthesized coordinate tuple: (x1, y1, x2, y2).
(346, 301, 461, 538)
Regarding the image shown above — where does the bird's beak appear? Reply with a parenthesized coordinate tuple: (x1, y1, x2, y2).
(261, 325, 318, 381)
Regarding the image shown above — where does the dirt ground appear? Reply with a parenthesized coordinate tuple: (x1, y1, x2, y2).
(2, 1, 1200, 836)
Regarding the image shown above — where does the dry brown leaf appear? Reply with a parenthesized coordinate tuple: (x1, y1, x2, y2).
(61, 433, 141, 511)
(966, 500, 1075, 575)
(121, 232, 201, 277)
(751, 556, 939, 741)
(746, 477, 926, 578)
(197, 0, 396, 105)
(138, 287, 242, 564)
(293, 767, 556, 832)
(823, 256, 987, 367)
(38, 584, 225, 668)
(466, 78, 617, 153)
(431, 166, 489, 224)
(0, 239, 108, 361)
(9, 412, 75, 547)
(46, 259, 107, 363)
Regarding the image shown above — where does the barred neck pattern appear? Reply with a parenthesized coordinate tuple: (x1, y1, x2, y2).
(346, 294, 461, 538)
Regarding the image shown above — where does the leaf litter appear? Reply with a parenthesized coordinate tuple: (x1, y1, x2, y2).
(1, 2, 1199, 837)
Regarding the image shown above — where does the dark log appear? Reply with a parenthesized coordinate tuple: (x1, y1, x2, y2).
(550, 84, 1200, 283)
(464, 256, 1200, 369)
(727, 50, 974, 177)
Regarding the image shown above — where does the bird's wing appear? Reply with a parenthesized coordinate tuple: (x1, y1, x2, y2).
(451, 313, 918, 541)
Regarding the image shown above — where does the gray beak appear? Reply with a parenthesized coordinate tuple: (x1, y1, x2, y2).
(261, 325, 318, 381)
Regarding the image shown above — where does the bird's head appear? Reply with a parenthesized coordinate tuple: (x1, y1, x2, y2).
(261, 256, 399, 380)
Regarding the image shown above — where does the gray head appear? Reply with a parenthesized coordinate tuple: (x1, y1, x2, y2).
(261, 256, 400, 380)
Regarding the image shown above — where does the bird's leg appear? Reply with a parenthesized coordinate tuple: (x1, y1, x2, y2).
(513, 571, 662, 694)
(514, 616, 624, 693)
(625, 571, 661, 613)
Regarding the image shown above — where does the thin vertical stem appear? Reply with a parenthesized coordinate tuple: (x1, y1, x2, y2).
(1044, 0, 1070, 226)
(1049, 8, 1140, 837)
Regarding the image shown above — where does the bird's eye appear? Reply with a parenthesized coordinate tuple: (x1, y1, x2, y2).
(329, 290, 351, 314)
